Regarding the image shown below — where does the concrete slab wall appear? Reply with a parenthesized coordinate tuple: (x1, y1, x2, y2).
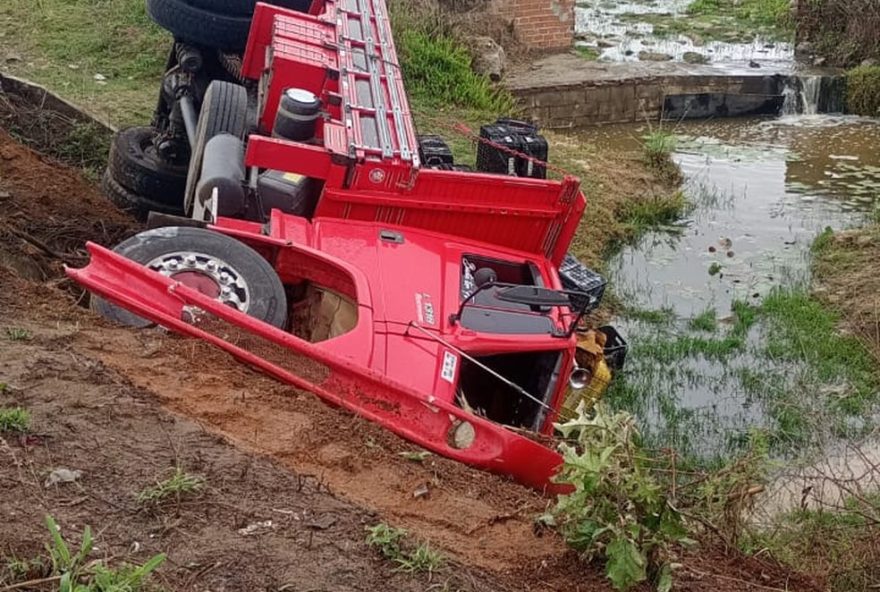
(510, 73, 788, 128)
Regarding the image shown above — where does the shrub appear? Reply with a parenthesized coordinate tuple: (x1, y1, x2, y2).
(543, 405, 689, 591)
(846, 65, 880, 115)
(797, 0, 880, 67)
(389, 0, 514, 114)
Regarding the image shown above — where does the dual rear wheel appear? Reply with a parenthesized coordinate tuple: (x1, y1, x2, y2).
(96, 0, 306, 328)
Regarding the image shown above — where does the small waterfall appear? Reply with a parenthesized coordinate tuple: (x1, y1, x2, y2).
(781, 80, 800, 115)
(778, 75, 845, 116)
(800, 76, 822, 115)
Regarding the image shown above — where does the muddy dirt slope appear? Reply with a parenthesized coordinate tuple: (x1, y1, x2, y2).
(0, 129, 818, 591)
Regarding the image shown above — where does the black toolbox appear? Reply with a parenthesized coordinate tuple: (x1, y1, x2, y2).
(497, 118, 548, 179)
(418, 135, 454, 169)
(476, 123, 521, 176)
(476, 119, 548, 179)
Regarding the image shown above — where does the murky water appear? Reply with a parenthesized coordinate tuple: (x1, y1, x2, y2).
(575, 0, 794, 68)
(577, 115, 880, 461)
(609, 116, 880, 315)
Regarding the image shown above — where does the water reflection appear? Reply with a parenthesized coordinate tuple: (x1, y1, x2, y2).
(574, 115, 880, 460)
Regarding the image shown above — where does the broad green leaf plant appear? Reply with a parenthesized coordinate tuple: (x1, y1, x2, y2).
(543, 404, 689, 591)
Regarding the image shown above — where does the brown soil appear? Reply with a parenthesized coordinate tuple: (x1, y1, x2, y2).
(0, 129, 819, 591)
(813, 226, 880, 362)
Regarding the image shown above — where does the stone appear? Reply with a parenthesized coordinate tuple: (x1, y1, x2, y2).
(638, 51, 673, 62)
(466, 36, 506, 82)
(749, 60, 761, 68)
(813, 56, 826, 67)
(795, 41, 814, 55)
(683, 52, 709, 64)
(862, 58, 878, 67)
(44, 468, 82, 488)
(597, 39, 616, 48)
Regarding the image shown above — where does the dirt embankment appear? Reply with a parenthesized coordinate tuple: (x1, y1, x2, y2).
(813, 226, 880, 362)
(0, 129, 818, 591)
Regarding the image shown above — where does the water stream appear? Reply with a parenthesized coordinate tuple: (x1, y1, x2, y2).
(577, 115, 880, 463)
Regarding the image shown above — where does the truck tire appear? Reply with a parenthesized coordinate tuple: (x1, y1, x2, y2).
(91, 226, 288, 329)
(102, 169, 185, 221)
(184, 80, 249, 215)
(146, 0, 252, 50)
(186, 0, 313, 16)
(109, 127, 187, 207)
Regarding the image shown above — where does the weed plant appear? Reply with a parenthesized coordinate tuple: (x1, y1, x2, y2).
(28, 515, 165, 591)
(366, 523, 445, 574)
(137, 467, 203, 504)
(0, 407, 31, 433)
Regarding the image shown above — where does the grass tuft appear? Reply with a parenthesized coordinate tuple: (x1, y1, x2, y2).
(394, 543, 444, 574)
(0, 407, 31, 433)
(689, 308, 718, 332)
(137, 467, 204, 504)
(621, 191, 689, 232)
(366, 523, 445, 574)
(574, 46, 600, 61)
(623, 306, 677, 325)
(4, 328, 33, 341)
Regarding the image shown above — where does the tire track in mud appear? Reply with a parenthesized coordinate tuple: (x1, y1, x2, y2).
(78, 327, 573, 574)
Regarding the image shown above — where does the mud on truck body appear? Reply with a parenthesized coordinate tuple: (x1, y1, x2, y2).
(69, 0, 627, 492)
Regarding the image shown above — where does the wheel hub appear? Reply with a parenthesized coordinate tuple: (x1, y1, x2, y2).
(146, 251, 250, 312)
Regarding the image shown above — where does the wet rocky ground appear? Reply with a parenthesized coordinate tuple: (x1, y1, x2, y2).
(574, 0, 793, 70)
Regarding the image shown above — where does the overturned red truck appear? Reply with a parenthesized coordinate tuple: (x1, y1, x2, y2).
(68, 0, 626, 492)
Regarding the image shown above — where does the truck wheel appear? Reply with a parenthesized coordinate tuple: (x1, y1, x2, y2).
(146, 0, 251, 50)
(184, 81, 249, 216)
(92, 226, 288, 329)
(102, 169, 185, 221)
(109, 127, 187, 207)
(186, 0, 313, 16)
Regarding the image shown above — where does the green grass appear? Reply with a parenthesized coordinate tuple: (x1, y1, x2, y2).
(734, 0, 792, 28)
(620, 191, 689, 232)
(633, 334, 745, 364)
(389, 0, 514, 115)
(688, 308, 718, 332)
(623, 306, 677, 325)
(394, 544, 444, 574)
(137, 467, 204, 504)
(686, 0, 792, 30)
(366, 523, 445, 574)
(846, 65, 880, 116)
(0, 407, 31, 433)
(605, 283, 877, 464)
(642, 130, 677, 167)
(760, 289, 880, 415)
(1, 0, 168, 126)
(619, 0, 792, 45)
(731, 300, 759, 336)
(4, 328, 32, 341)
(574, 46, 600, 60)
(687, 0, 722, 15)
(37, 515, 166, 591)
(748, 496, 880, 592)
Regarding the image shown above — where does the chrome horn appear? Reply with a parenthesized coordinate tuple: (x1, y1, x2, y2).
(569, 366, 592, 390)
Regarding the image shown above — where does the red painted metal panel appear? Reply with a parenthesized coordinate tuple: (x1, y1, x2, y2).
(67, 244, 567, 492)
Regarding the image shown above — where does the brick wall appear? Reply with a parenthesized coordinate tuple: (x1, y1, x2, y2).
(511, 0, 575, 50)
